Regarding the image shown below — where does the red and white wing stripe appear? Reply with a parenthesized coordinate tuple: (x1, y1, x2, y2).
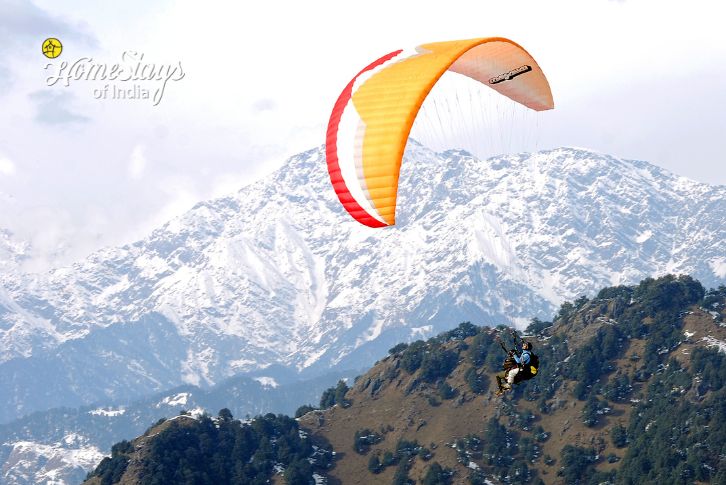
(325, 49, 406, 228)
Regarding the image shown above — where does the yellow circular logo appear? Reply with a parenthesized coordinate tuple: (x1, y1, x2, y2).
(42, 38, 62, 59)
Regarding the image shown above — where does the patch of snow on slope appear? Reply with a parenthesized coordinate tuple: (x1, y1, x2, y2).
(469, 212, 521, 276)
(636, 230, 653, 243)
(181, 347, 215, 386)
(135, 253, 170, 279)
(411, 325, 433, 339)
(228, 358, 259, 372)
(709, 257, 726, 279)
(511, 316, 530, 330)
(355, 318, 385, 349)
(188, 406, 205, 418)
(158, 392, 190, 407)
(88, 407, 125, 417)
(302, 347, 328, 369)
(702, 336, 726, 354)
(253, 376, 279, 389)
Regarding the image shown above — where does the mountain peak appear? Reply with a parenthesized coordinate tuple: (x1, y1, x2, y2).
(1, 144, 725, 424)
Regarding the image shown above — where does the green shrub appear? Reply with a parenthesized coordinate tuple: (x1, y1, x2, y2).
(353, 429, 383, 454)
(420, 346, 459, 382)
(422, 462, 452, 485)
(437, 381, 456, 400)
(581, 395, 609, 427)
(319, 380, 350, 409)
(559, 445, 597, 484)
(294, 404, 316, 418)
(367, 454, 382, 474)
(465, 367, 488, 394)
(611, 424, 628, 448)
(401, 340, 427, 373)
(525, 317, 552, 335)
(389, 342, 409, 355)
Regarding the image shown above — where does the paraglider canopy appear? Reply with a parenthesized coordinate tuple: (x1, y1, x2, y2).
(326, 37, 554, 228)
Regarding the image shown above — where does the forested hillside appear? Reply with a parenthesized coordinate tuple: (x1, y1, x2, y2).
(85, 275, 726, 484)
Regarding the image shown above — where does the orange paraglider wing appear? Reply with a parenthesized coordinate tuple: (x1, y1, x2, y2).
(326, 37, 553, 227)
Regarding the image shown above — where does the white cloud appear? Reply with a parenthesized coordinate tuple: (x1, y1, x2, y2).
(152, 175, 202, 228)
(211, 173, 253, 199)
(251, 98, 276, 113)
(0, 156, 16, 175)
(128, 145, 147, 179)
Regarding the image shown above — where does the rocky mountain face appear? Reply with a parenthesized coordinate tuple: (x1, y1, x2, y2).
(1, 144, 725, 425)
(83, 275, 726, 484)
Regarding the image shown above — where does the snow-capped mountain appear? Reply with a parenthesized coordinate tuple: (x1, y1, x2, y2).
(1, 143, 725, 422)
(0, 434, 103, 485)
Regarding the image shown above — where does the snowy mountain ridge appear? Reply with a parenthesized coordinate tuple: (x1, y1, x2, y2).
(0, 143, 725, 422)
(1, 434, 103, 485)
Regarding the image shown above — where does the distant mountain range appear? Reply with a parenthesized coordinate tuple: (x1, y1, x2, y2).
(0, 368, 351, 485)
(1, 143, 725, 426)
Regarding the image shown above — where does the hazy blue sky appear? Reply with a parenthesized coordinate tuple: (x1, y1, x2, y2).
(0, 0, 724, 270)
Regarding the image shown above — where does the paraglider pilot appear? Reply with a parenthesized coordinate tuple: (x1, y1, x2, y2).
(495, 332, 534, 396)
